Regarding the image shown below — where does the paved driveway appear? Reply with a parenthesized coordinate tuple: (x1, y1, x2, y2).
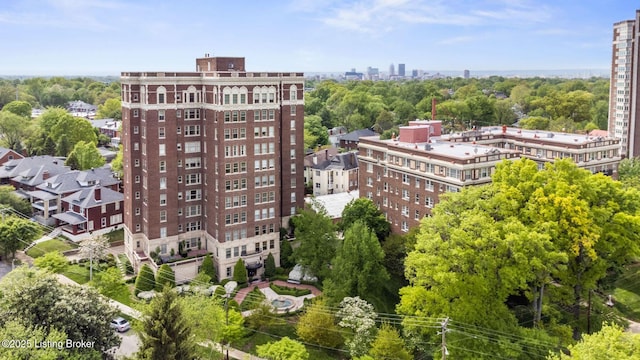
(0, 259, 12, 280)
(115, 330, 140, 358)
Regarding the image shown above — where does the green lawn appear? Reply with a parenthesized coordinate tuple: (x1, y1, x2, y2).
(26, 238, 77, 258)
(62, 263, 91, 284)
(105, 228, 124, 243)
(613, 263, 640, 322)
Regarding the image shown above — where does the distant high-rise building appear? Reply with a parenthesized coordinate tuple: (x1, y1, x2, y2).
(463, 69, 470, 79)
(609, 11, 639, 157)
(411, 69, 418, 78)
(389, 64, 395, 77)
(398, 63, 405, 77)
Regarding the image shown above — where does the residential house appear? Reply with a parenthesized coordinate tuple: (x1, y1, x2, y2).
(339, 128, 377, 150)
(28, 167, 121, 228)
(54, 186, 123, 235)
(308, 151, 359, 196)
(0, 147, 23, 165)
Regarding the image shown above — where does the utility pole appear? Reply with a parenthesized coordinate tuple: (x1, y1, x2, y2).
(439, 317, 449, 360)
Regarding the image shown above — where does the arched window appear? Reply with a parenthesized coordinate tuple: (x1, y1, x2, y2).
(157, 86, 166, 104)
(289, 85, 297, 101)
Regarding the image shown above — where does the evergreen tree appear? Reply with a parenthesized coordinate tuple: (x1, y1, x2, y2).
(137, 287, 196, 360)
(264, 253, 276, 278)
(199, 253, 216, 282)
(56, 133, 71, 156)
(280, 239, 295, 269)
(155, 264, 175, 291)
(233, 259, 247, 284)
(135, 264, 155, 295)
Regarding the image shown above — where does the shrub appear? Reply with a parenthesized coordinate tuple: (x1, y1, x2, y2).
(264, 253, 276, 278)
(123, 258, 134, 275)
(135, 264, 156, 295)
(200, 254, 216, 282)
(155, 264, 176, 290)
(233, 259, 247, 285)
(214, 286, 227, 298)
(269, 283, 311, 297)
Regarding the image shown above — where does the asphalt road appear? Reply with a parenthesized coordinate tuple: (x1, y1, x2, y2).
(0, 259, 12, 280)
(114, 330, 140, 358)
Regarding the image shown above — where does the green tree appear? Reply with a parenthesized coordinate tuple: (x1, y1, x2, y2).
(56, 133, 71, 156)
(155, 264, 176, 291)
(296, 299, 343, 348)
(111, 145, 123, 178)
(178, 295, 226, 352)
(0, 320, 76, 359)
(257, 337, 309, 360)
(1, 100, 32, 118)
(264, 252, 276, 278)
(0, 185, 33, 214)
(199, 253, 216, 282)
(304, 114, 329, 149)
(65, 140, 105, 170)
(233, 258, 248, 284)
(547, 323, 640, 360)
(96, 98, 122, 120)
(33, 251, 69, 273)
(0, 216, 41, 259)
(340, 198, 390, 241)
(324, 221, 389, 306)
(50, 115, 97, 149)
(0, 111, 30, 150)
(618, 157, 640, 190)
(368, 324, 411, 360)
(138, 287, 197, 360)
(291, 208, 338, 280)
(280, 239, 295, 269)
(519, 116, 550, 130)
(135, 264, 156, 295)
(0, 267, 120, 354)
(94, 266, 127, 300)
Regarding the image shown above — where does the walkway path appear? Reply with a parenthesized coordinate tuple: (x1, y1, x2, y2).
(233, 279, 321, 304)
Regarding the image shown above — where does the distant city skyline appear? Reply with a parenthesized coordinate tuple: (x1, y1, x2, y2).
(0, 1, 635, 76)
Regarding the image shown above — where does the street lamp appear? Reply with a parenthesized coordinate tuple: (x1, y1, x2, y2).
(11, 258, 16, 270)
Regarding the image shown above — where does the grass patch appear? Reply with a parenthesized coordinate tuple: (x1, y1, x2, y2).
(105, 228, 124, 243)
(62, 263, 91, 284)
(26, 238, 77, 258)
(269, 283, 311, 297)
(241, 287, 267, 311)
(613, 263, 640, 322)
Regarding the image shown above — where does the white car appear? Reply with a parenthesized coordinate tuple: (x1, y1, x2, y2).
(110, 317, 131, 332)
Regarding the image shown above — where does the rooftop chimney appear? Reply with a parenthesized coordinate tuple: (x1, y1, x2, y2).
(42, 170, 50, 180)
(94, 187, 102, 201)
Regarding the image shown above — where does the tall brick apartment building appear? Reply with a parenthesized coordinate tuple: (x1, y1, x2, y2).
(120, 56, 304, 281)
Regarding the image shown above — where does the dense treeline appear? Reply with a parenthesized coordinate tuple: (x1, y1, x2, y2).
(304, 77, 610, 149)
(0, 76, 120, 109)
(0, 77, 120, 169)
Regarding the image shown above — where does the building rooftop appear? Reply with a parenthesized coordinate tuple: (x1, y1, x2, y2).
(305, 190, 360, 220)
(37, 167, 119, 195)
(340, 129, 377, 142)
(62, 186, 123, 208)
(442, 126, 616, 146)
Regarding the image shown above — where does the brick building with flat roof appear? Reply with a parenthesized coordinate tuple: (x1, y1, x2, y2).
(120, 56, 304, 282)
(358, 121, 621, 234)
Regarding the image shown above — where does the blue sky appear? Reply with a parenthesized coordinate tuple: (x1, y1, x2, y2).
(0, 0, 636, 75)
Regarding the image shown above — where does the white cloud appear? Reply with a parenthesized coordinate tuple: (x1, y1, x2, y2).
(307, 0, 555, 34)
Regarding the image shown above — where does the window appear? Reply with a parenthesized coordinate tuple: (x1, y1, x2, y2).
(158, 127, 165, 138)
(185, 141, 201, 153)
(101, 217, 107, 227)
(158, 110, 165, 121)
(185, 125, 200, 136)
(159, 177, 167, 189)
(135, 175, 140, 183)
(133, 126, 139, 134)
(185, 158, 201, 169)
(160, 210, 167, 222)
(159, 144, 166, 156)
(135, 191, 140, 199)
(160, 194, 167, 206)
(159, 161, 166, 172)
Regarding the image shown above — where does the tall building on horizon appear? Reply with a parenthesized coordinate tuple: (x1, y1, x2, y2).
(398, 63, 405, 77)
(389, 63, 395, 77)
(120, 56, 304, 281)
(609, 10, 639, 157)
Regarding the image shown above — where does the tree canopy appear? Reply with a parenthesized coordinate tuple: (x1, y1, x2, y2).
(339, 198, 390, 241)
(398, 158, 640, 359)
(0, 267, 120, 356)
(65, 140, 105, 170)
(291, 207, 338, 280)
